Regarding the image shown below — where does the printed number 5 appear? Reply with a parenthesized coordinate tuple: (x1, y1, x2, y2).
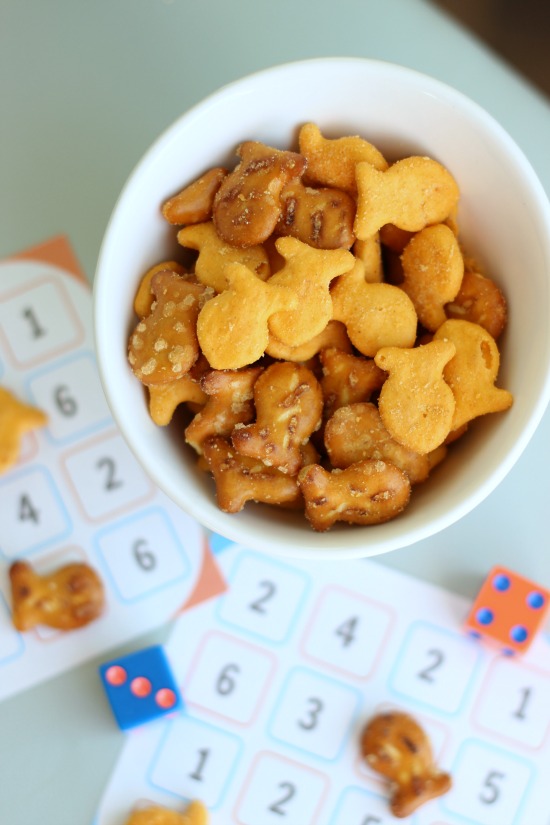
(479, 770, 505, 805)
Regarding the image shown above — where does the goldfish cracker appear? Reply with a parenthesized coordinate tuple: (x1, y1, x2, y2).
(266, 320, 352, 362)
(375, 340, 457, 454)
(0, 387, 47, 475)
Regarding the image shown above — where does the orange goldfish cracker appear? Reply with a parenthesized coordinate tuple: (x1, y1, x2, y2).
(0, 387, 47, 475)
(298, 122, 388, 194)
(400, 224, 463, 331)
(185, 366, 263, 453)
(128, 272, 208, 385)
(434, 319, 513, 431)
(124, 799, 209, 825)
(379, 223, 415, 254)
(331, 259, 418, 357)
(134, 261, 188, 318)
(202, 436, 302, 512)
(213, 141, 306, 247)
(148, 375, 208, 426)
(177, 221, 270, 292)
(353, 235, 384, 283)
(445, 266, 507, 339)
(266, 320, 352, 362)
(196, 261, 298, 370)
(162, 167, 228, 226)
(232, 361, 323, 476)
(276, 181, 356, 249)
(375, 340, 457, 454)
(267, 237, 355, 347)
(354, 156, 460, 240)
(319, 348, 385, 419)
(325, 402, 432, 484)
(361, 710, 452, 818)
(298, 460, 411, 531)
(10, 559, 104, 631)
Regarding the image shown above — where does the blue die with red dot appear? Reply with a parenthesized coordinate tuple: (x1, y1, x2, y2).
(99, 645, 182, 730)
(464, 566, 550, 655)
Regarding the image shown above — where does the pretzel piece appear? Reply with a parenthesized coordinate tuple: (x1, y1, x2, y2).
(319, 348, 385, 420)
(232, 361, 323, 475)
(298, 460, 411, 531)
(276, 181, 356, 249)
(325, 402, 432, 484)
(128, 272, 208, 385)
(185, 366, 263, 453)
(354, 156, 460, 240)
(10, 559, 104, 631)
(445, 264, 507, 339)
(162, 167, 228, 225)
(134, 261, 188, 318)
(213, 141, 306, 247)
(361, 710, 452, 818)
(202, 436, 302, 512)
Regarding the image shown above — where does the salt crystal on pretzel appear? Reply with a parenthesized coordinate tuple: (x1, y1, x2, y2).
(213, 141, 306, 247)
(400, 224, 463, 331)
(196, 261, 298, 370)
(128, 271, 207, 385)
(202, 436, 302, 512)
(331, 259, 418, 357)
(185, 365, 263, 454)
(267, 237, 355, 347)
(354, 156, 460, 240)
(162, 166, 228, 226)
(298, 459, 411, 531)
(298, 122, 388, 194)
(232, 361, 323, 476)
(434, 319, 513, 431)
(177, 221, 270, 293)
(375, 340, 457, 454)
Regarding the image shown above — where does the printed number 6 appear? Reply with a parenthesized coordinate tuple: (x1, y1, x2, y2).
(216, 663, 240, 696)
(132, 539, 156, 571)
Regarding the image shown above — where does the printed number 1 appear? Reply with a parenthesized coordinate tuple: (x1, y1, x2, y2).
(22, 306, 46, 339)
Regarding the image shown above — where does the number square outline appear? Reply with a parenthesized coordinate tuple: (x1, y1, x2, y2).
(299, 584, 395, 681)
(329, 784, 420, 825)
(25, 350, 112, 445)
(233, 749, 330, 825)
(440, 737, 535, 825)
(0, 465, 72, 559)
(266, 664, 363, 762)
(387, 620, 483, 717)
(0, 275, 85, 369)
(146, 712, 244, 810)
(182, 629, 277, 727)
(215, 550, 311, 646)
(93, 506, 191, 604)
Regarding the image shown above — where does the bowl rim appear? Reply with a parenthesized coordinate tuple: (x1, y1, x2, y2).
(93, 56, 550, 559)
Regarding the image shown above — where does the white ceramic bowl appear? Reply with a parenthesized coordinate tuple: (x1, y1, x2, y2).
(94, 57, 550, 560)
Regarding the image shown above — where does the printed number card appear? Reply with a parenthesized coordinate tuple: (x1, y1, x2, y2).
(96, 544, 550, 825)
(0, 238, 225, 701)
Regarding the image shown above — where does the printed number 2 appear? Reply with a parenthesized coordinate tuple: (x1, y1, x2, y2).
(268, 782, 296, 815)
(96, 457, 123, 491)
(418, 648, 445, 683)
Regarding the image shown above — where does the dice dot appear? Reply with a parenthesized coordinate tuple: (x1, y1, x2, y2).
(476, 607, 494, 626)
(510, 625, 528, 643)
(155, 687, 177, 709)
(492, 573, 510, 592)
(131, 676, 152, 698)
(105, 665, 127, 686)
(527, 591, 545, 610)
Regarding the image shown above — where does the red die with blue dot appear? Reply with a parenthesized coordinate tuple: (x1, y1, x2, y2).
(464, 566, 550, 655)
(99, 645, 182, 730)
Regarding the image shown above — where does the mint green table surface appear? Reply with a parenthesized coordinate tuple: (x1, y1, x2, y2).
(1, 2, 549, 823)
